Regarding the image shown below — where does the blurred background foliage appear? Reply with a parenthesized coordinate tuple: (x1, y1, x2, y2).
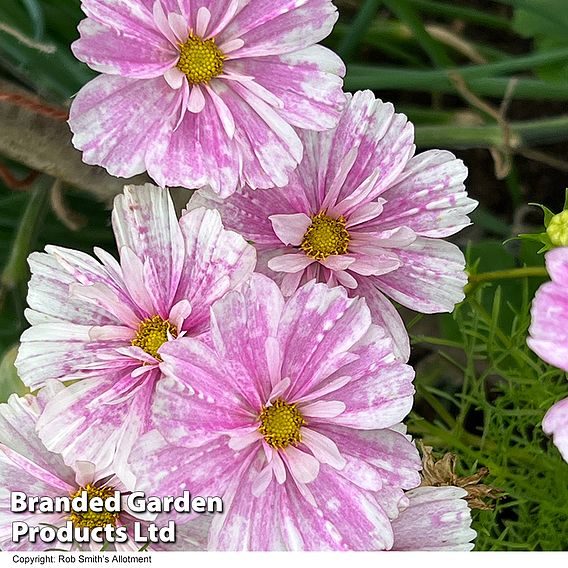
(0, 0, 567, 550)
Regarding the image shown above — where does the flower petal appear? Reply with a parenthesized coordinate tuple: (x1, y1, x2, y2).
(222, 0, 339, 57)
(269, 213, 312, 246)
(377, 150, 476, 238)
(278, 281, 371, 398)
(282, 446, 319, 484)
(36, 371, 157, 473)
(352, 282, 410, 361)
(391, 486, 476, 551)
(374, 237, 467, 313)
(112, 185, 185, 317)
(145, 85, 240, 196)
(301, 428, 345, 469)
(69, 75, 177, 179)
(268, 254, 314, 273)
(228, 46, 345, 130)
(176, 207, 256, 335)
(72, 17, 178, 78)
(321, 324, 415, 429)
(280, 464, 393, 550)
(542, 397, 568, 462)
(209, 274, 285, 407)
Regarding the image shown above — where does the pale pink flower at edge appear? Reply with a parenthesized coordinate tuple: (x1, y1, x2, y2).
(0, 382, 208, 551)
(14, 184, 256, 477)
(391, 486, 476, 551)
(69, 0, 346, 196)
(190, 90, 478, 359)
(130, 274, 423, 550)
(527, 247, 568, 462)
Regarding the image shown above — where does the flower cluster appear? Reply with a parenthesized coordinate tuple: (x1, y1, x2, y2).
(3, 0, 480, 552)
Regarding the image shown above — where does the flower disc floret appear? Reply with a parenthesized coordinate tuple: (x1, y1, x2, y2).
(259, 399, 306, 449)
(69, 484, 119, 529)
(132, 315, 178, 359)
(176, 34, 225, 85)
(301, 212, 350, 260)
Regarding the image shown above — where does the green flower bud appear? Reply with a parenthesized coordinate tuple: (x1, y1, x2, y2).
(547, 210, 568, 247)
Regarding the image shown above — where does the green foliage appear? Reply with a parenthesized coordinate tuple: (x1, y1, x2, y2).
(410, 282, 568, 550)
(512, 0, 568, 82)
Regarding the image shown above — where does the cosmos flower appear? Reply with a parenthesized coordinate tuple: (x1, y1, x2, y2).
(391, 486, 476, 551)
(190, 90, 477, 359)
(527, 247, 568, 462)
(0, 383, 207, 551)
(130, 274, 421, 550)
(69, 0, 346, 197)
(15, 184, 256, 475)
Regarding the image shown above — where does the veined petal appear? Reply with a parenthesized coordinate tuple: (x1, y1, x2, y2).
(301, 428, 345, 469)
(269, 213, 312, 246)
(282, 446, 319, 484)
(374, 238, 467, 313)
(112, 185, 185, 316)
(176, 207, 256, 335)
(69, 75, 177, 179)
(268, 254, 314, 273)
(72, 17, 178, 78)
(222, 0, 338, 57)
(377, 150, 476, 238)
(391, 486, 476, 551)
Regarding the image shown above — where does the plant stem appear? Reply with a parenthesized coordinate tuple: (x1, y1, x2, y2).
(468, 267, 548, 285)
(384, 0, 453, 67)
(337, 0, 383, 61)
(407, 0, 511, 29)
(414, 114, 568, 149)
(1, 177, 50, 307)
(345, 68, 568, 101)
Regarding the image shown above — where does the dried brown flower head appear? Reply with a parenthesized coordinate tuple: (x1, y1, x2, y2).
(418, 442, 505, 510)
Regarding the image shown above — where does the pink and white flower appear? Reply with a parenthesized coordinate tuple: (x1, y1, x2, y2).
(15, 184, 256, 475)
(191, 90, 477, 359)
(527, 247, 568, 462)
(69, 0, 346, 197)
(129, 275, 421, 550)
(391, 486, 476, 551)
(0, 383, 208, 551)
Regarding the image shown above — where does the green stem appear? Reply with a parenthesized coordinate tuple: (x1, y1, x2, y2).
(347, 48, 568, 79)
(337, 0, 383, 61)
(407, 0, 511, 29)
(468, 267, 548, 285)
(345, 68, 568, 101)
(1, 177, 50, 304)
(383, 0, 453, 67)
(414, 114, 568, 149)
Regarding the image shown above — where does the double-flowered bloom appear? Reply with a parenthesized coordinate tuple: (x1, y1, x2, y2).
(129, 275, 476, 550)
(69, 0, 346, 196)
(0, 384, 146, 551)
(191, 91, 477, 358)
(528, 247, 568, 462)
(130, 275, 422, 549)
(15, 184, 256, 475)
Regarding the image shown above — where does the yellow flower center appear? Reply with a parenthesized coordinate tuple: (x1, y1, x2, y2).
(69, 484, 119, 529)
(300, 212, 350, 261)
(176, 34, 225, 85)
(547, 210, 568, 247)
(258, 399, 306, 449)
(132, 315, 178, 359)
